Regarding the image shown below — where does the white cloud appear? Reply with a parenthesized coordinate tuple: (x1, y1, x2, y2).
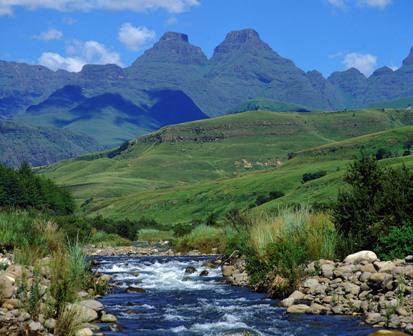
(118, 23, 155, 51)
(166, 16, 177, 25)
(38, 52, 84, 72)
(357, 0, 392, 8)
(327, 0, 346, 8)
(0, 0, 200, 15)
(34, 28, 63, 41)
(38, 40, 122, 72)
(327, 0, 392, 9)
(342, 52, 378, 76)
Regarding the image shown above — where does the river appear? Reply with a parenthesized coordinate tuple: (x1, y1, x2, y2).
(94, 255, 379, 336)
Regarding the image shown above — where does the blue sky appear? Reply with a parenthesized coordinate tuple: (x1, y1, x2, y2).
(0, 0, 412, 77)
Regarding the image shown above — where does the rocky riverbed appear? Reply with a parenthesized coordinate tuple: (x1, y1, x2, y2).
(0, 251, 117, 336)
(222, 251, 413, 335)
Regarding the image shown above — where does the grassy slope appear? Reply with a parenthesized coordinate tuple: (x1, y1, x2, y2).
(40, 109, 413, 223)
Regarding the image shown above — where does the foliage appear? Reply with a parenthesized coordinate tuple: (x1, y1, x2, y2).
(334, 155, 413, 252)
(174, 225, 226, 253)
(173, 223, 194, 237)
(245, 207, 337, 295)
(254, 191, 284, 206)
(0, 162, 74, 215)
(302, 170, 327, 183)
(376, 224, 413, 260)
(138, 229, 174, 242)
(54, 305, 82, 336)
(89, 231, 132, 247)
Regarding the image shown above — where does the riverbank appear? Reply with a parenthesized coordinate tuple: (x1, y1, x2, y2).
(0, 250, 118, 336)
(222, 251, 413, 335)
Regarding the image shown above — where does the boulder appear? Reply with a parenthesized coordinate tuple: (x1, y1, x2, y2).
(76, 328, 94, 336)
(199, 270, 209, 276)
(344, 251, 378, 264)
(44, 318, 56, 330)
(28, 321, 43, 332)
(70, 304, 98, 323)
(280, 297, 295, 308)
(0, 274, 15, 299)
(368, 273, 393, 290)
(184, 266, 197, 274)
(369, 330, 410, 336)
(287, 304, 310, 314)
(222, 329, 260, 336)
(78, 299, 103, 312)
(101, 313, 117, 323)
(365, 312, 383, 324)
(321, 264, 335, 279)
(222, 265, 236, 277)
(374, 261, 396, 273)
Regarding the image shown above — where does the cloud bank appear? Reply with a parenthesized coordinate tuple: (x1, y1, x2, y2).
(39, 40, 122, 72)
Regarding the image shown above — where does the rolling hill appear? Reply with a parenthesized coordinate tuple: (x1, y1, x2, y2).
(0, 120, 102, 167)
(40, 108, 413, 223)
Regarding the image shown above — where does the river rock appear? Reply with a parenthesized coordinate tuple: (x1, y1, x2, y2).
(200, 270, 209, 276)
(365, 312, 383, 324)
(28, 321, 43, 332)
(101, 313, 117, 323)
(78, 299, 103, 312)
(287, 304, 310, 314)
(185, 266, 197, 274)
(368, 273, 393, 290)
(375, 261, 396, 273)
(69, 304, 98, 323)
(344, 251, 378, 264)
(76, 328, 94, 336)
(44, 318, 56, 330)
(0, 274, 15, 299)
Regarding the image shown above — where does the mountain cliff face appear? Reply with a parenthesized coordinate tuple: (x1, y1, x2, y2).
(1, 29, 413, 136)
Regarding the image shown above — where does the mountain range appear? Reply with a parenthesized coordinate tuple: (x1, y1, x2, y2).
(1, 28, 413, 164)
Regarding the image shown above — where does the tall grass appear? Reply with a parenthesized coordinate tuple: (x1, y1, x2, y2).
(138, 229, 174, 242)
(245, 206, 338, 295)
(249, 206, 337, 260)
(175, 225, 226, 253)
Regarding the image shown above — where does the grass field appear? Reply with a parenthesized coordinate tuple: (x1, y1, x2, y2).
(39, 108, 413, 224)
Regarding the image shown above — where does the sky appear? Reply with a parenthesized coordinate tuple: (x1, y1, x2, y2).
(0, 0, 412, 77)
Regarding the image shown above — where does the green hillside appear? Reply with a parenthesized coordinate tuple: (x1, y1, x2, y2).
(0, 120, 101, 167)
(40, 108, 413, 223)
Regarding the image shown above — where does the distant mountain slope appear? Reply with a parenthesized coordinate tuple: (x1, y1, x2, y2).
(2, 29, 413, 123)
(40, 108, 413, 215)
(230, 99, 311, 113)
(0, 120, 101, 167)
(17, 86, 208, 146)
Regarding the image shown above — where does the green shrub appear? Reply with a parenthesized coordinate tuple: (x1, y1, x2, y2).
(334, 156, 413, 253)
(376, 224, 413, 260)
(255, 191, 284, 206)
(0, 162, 74, 215)
(302, 170, 327, 183)
(173, 223, 194, 237)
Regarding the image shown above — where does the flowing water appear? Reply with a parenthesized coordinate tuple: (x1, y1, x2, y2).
(95, 255, 378, 336)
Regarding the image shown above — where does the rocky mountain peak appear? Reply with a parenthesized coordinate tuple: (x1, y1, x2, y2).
(402, 47, 413, 66)
(213, 29, 271, 56)
(132, 31, 207, 65)
(160, 32, 189, 43)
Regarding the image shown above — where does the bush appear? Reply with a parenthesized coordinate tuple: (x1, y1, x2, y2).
(89, 231, 131, 247)
(375, 148, 393, 161)
(0, 162, 74, 215)
(173, 223, 193, 237)
(255, 191, 284, 206)
(376, 224, 413, 260)
(174, 225, 226, 253)
(334, 156, 413, 253)
(302, 170, 327, 183)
